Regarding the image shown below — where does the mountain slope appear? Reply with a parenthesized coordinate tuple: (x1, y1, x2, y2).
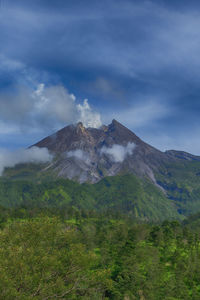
(33, 120, 177, 184)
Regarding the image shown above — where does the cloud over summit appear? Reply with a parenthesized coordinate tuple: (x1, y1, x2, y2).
(0, 83, 102, 135)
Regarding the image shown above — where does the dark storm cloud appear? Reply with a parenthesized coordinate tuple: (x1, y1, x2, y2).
(1, 0, 200, 153)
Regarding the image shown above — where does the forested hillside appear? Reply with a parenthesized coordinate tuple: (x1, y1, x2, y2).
(0, 174, 181, 222)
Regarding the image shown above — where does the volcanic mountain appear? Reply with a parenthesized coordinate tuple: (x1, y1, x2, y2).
(3, 119, 200, 221)
(33, 119, 200, 185)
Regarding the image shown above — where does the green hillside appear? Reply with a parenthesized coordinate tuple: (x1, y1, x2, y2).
(0, 173, 180, 222)
(2, 158, 200, 222)
(156, 160, 200, 215)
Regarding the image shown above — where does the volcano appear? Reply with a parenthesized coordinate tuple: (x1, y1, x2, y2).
(33, 119, 200, 184)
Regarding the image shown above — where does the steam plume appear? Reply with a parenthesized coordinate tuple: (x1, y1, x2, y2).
(77, 99, 102, 128)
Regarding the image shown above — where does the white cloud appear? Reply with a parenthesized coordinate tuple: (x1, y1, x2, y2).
(0, 146, 53, 175)
(66, 149, 91, 164)
(31, 84, 102, 129)
(32, 83, 78, 125)
(101, 142, 135, 163)
(0, 83, 102, 133)
(0, 54, 24, 71)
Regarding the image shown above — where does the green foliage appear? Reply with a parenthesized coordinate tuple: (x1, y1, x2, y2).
(0, 174, 181, 222)
(3, 154, 200, 220)
(0, 210, 200, 299)
(2, 153, 200, 298)
(4, 158, 200, 220)
(156, 161, 200, 216)
(93, 175, 180, 221)
(0, 217, 111, 299)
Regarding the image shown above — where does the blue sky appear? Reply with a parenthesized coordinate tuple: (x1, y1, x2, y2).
(1, 0, 200, 153)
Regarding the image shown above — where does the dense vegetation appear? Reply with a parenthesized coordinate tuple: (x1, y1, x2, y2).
(1, 206, 200, 299)
(4, 159, 200, 221)
(0, 174, 181, 222)
(2, 164, 200, 298)
(156, 160, 200, 215)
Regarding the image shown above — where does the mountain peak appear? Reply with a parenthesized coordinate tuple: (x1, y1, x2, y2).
(111, 118, 118, 124)
(33, 119, 168, 183)
(110, 119, 123, 127)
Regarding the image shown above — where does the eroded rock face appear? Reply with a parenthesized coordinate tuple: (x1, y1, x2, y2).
(33, 119, 200, 183)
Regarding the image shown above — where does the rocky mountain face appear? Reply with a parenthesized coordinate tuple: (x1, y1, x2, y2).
(33, 120, 200, 184)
